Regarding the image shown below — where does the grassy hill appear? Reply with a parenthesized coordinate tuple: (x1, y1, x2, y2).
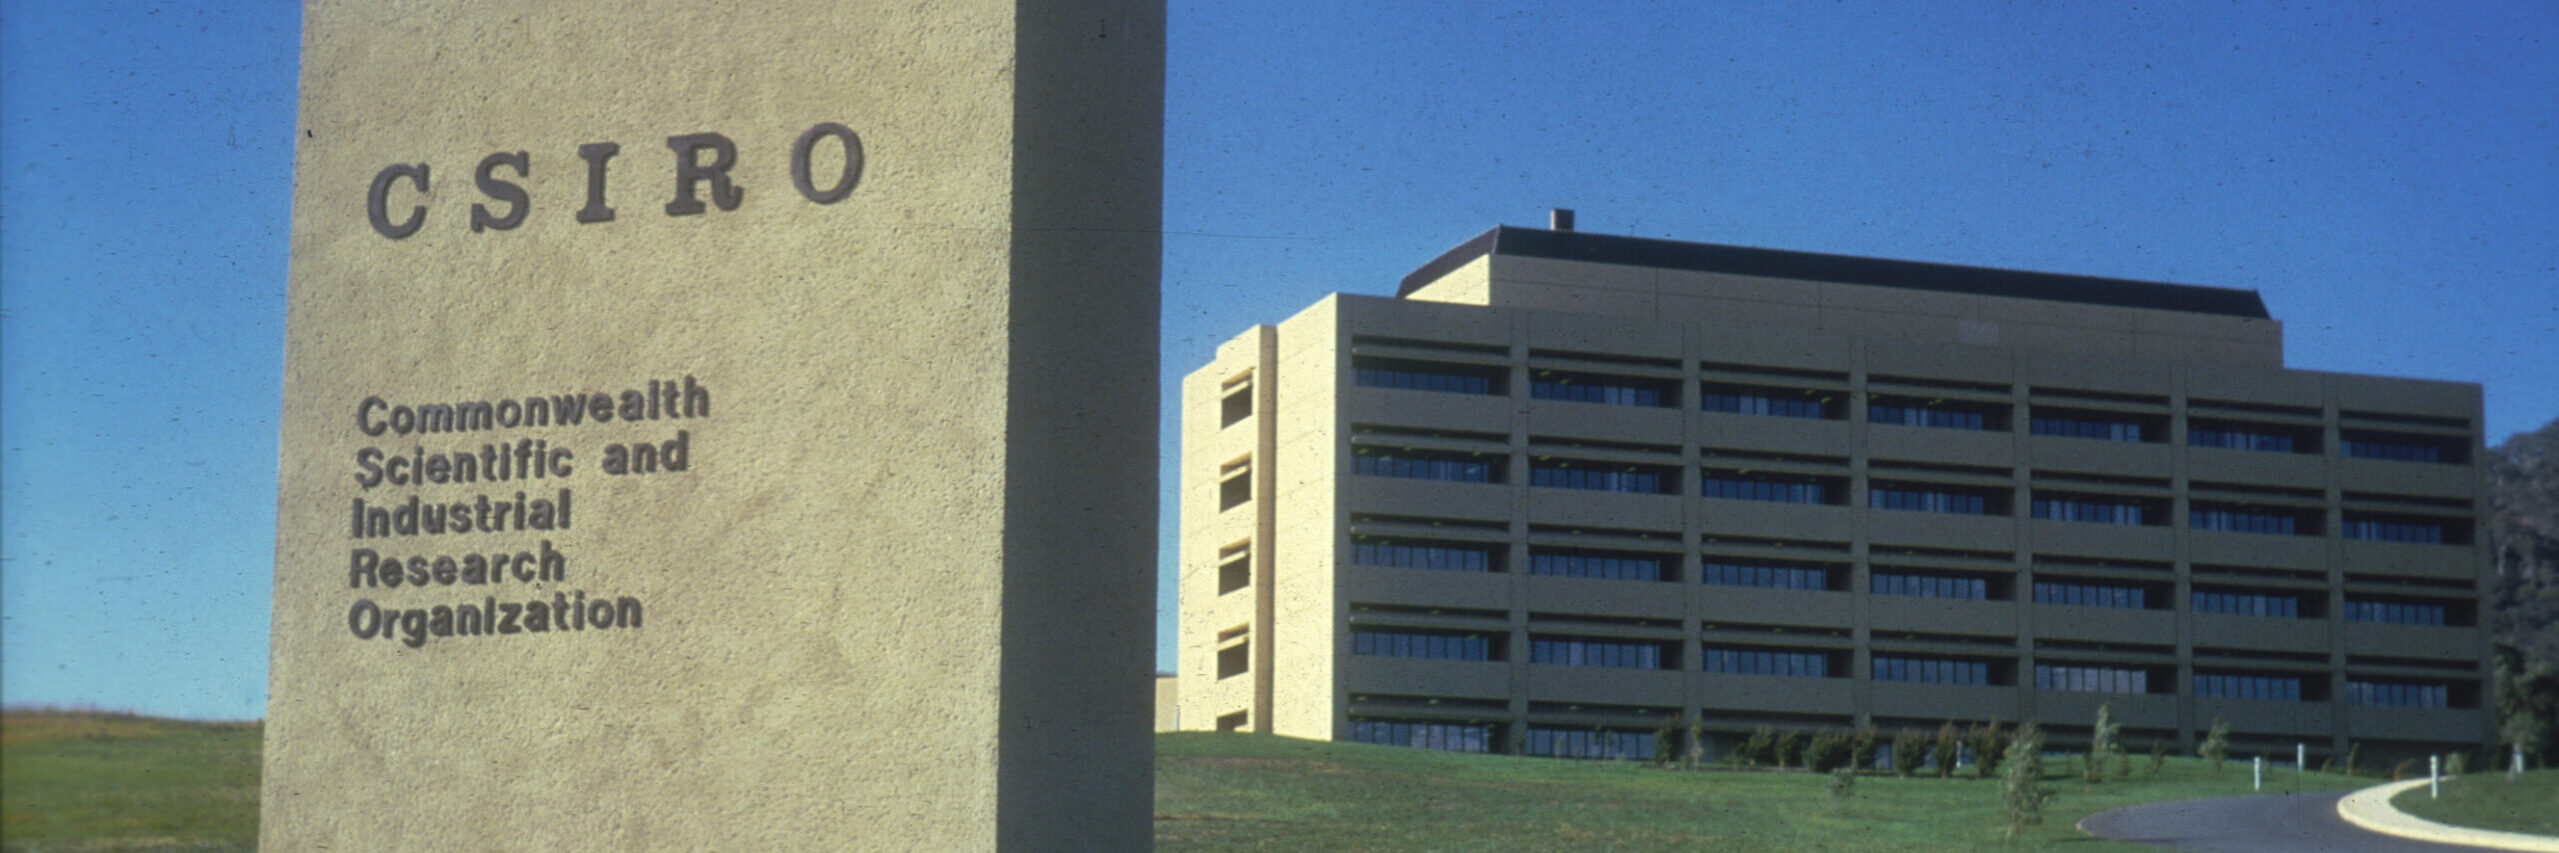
(2, 709, 259, 852)
(2390, 768, 2559, 837)
(0, 710, 2415, 851)
(1157, 732, 2365, 851)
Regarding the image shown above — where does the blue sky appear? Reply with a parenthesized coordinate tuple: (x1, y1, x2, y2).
(3, 2, 2553, 721)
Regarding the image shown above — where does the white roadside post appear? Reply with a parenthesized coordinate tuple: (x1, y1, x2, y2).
(2254, 755, 2263, 791)
(2297, 743, 2306, 780)
(2431, 754, 2441, 799)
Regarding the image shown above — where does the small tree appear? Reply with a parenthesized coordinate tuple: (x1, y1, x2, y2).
(2087, 704, 2122, 784)
(1827, 767, 1857, 814)
(1686, 717, 1706, 770)
(2197, 717, 2230, 774)
(2344, 742, 2361, 778)
(1736, 725, 1776, 767)
(1933, 721, 1961, 778)
(1651, 714, 1682, 767)
(1969, 720, 2007, 779)
(2146, 739, 2166, 778)
(1774, 729, 1805, 769)
(1805, 730, 1854, 773)
(2446, 751, 2468, 776)
(2000, 723, 2052, 841)
(1852, 725, 1881, 772)
(1892, 728, 1928, 777)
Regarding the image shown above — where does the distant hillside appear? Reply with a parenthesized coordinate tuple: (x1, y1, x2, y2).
(2488, 417, 2559, 761)
(0, 709, 261, 851)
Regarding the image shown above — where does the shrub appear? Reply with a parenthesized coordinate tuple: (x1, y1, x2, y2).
(1852, 725, 1880, 771)
(1686, 717, 1705, 770)
(2446, 751, 2468, 776)
(1999, 723, 2053, 840)
(1651, 714, 1680, 767)
(2197, 717, 2230, 773)
(2146, 739, 2165, 778)
(2345, 742, 2361, 778)
(2391, 758, 2420, 780)
(1932, 721, 1960, 778)
(2086, 703, 2121, 784)
(1803, 730, 1851, 773)
(1733, 725, 1776, 767)
(1891, 728, 1928, 777)
(1968, 720, 2007, 779)
(1774, 729, 1805, 769)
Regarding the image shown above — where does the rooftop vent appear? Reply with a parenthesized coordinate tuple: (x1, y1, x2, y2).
(1549, 208, 1575, 232)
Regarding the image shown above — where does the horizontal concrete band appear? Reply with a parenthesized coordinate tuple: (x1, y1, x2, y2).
(2335, 778, 2559, 852)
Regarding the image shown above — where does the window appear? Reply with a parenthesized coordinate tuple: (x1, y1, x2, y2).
(2344, 680, 2448, 708)
(1220, 376, 1253, 427)
(1701, 383, 1836, 419)
(1869, 396, 2002, 430)
(1352, 629, 1495, 661)
(1524, 727, 1655, 760)
(1871, 571, 1990, 601)
(2343, 599, 2448, 626)
(2030, 413, 2147, 442)
(1870, 486, 1990, 515)
(1353, 357, 1502, 396)
(2188, 421, 2309, 453)
(1216, 642, 1249, 679)
(1703, 646, 1832, 677)
(1348, 719, 1491, 753)
(2032, 581, 2147, 610)
(1702, 472, 1834, 504)
(1530, 460, 1672, 495)
(1532, 370, 1673, 408)
(2190, 506, 2301, 535)
(2034, 664, 2150, 694)
(1530, 549, 1668, 582)
(2340, 430, 2461, 464)
(2342, 516, 2446, 544)
(1354, 447, 1498, 483)
(2192, 590, 2302, 618)
(1703, 560, 1833, 591)
(2195, 673, 2303, 702)
(1871, 656, 1992, 685)
(1530, 637, 1667, 670)
(2032, 496, 2147, 526)
(1353, 539, 1497, 573)
(1218, 458, 1252, 510)
(1217, 544, 1251, 593)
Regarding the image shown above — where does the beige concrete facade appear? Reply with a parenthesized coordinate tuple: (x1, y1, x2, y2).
(266, 1, 1160, 849)
(1179, 225, 2489, 764)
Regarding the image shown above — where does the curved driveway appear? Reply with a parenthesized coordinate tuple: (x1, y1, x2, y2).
(2080, 791, 2491, 852)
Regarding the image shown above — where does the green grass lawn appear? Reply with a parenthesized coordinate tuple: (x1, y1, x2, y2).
(3, 710, 2393, 851)
(1157, 732, 2370, 851)
(2, 710, 260, 852)
(2389, 768, 2559, 837)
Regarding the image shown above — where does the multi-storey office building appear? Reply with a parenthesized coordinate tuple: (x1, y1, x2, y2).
(1177, 219, 2490, 761)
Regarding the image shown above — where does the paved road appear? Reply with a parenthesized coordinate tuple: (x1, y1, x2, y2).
(2081, 791, 2493, 852)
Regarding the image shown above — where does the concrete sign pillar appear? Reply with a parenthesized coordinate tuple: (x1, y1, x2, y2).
(263, 1, 1162, 848)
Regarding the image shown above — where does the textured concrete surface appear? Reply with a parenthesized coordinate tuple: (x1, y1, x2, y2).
(266, 1, 1160, 849)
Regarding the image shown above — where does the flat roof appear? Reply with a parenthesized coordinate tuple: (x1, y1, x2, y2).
(1398, 226, 2273, 319)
